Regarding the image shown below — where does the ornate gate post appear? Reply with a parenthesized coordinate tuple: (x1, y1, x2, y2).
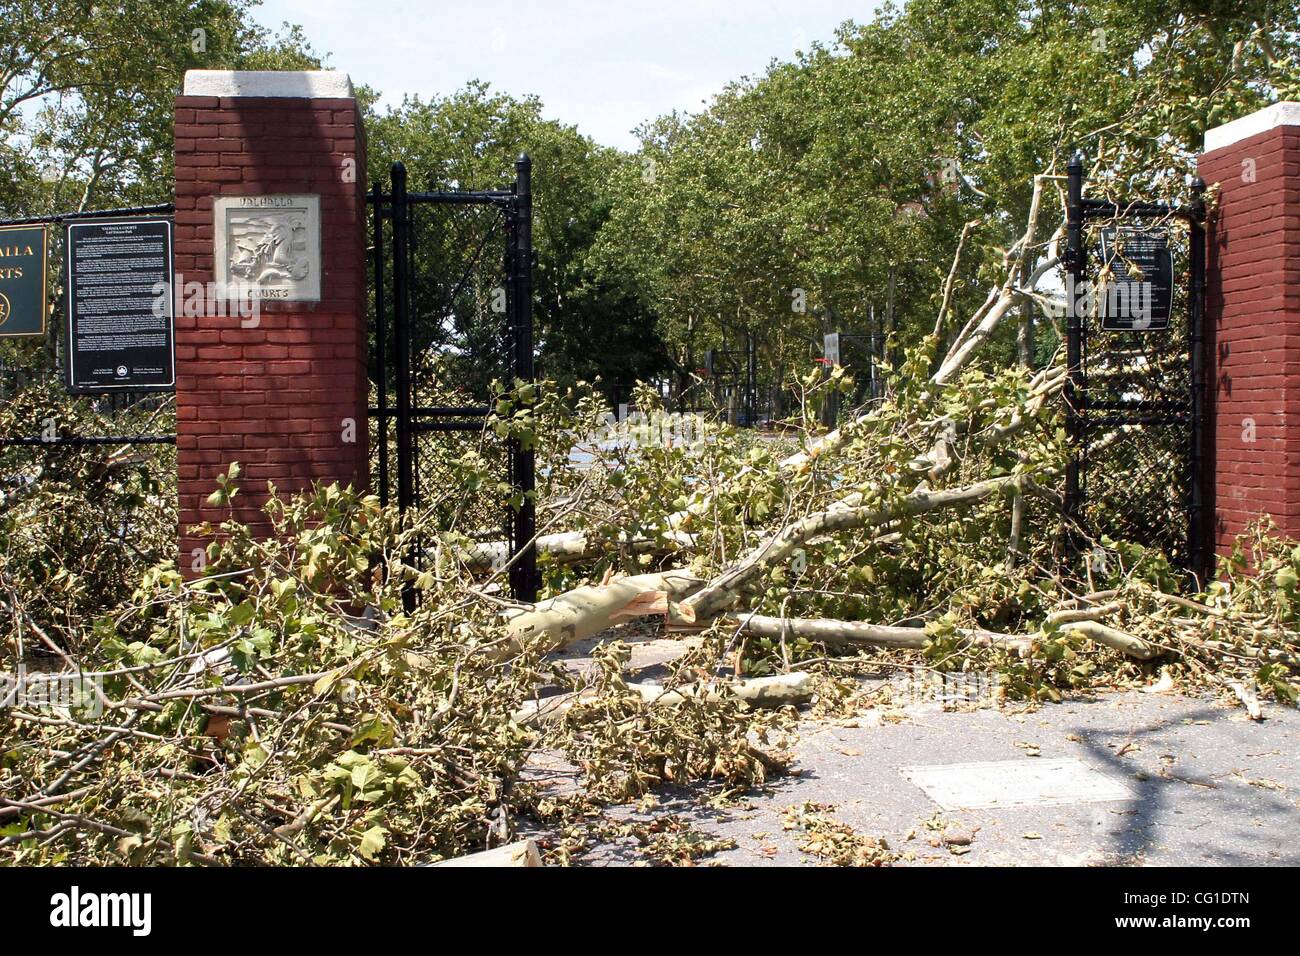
(173, 70, 369, 573)
(1199, 102, 1300, 562)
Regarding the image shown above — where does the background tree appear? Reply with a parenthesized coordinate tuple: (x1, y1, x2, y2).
(0, 0, 320, 216)
(594, 0, 1300, 404)
(363, 84, 669, 400)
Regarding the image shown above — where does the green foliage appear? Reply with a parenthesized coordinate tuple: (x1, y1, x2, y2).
(0, 454, 780, 865)
(363, 84, 670, 397)
(0, 378, 175, 651)
(4, 0, 1300, 867)
(2, 366, 1298, 866)
(591, 0, 1300, 397)
(0, 0, 320, 216)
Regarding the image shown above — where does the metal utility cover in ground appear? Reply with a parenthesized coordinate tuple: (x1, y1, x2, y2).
(901, 758, 1133, 810)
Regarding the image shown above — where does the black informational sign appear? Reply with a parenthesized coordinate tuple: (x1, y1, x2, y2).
(0, 224, 48, 337)
(65, 218, 175, 392)
(1098, 226, 1174, 332)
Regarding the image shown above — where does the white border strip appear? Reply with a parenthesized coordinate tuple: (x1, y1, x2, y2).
(182, 70, 354, 99)
(1204, 101, 1300, 153)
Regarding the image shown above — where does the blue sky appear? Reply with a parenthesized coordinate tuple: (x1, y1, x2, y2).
(251, 1, 881, 150)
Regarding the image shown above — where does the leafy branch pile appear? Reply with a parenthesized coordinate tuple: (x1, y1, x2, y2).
(1, 475, 787, 864)
(3, 170, 1299, 868)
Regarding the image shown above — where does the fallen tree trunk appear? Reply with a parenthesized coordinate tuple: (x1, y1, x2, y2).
(493, 473, 1048, 662)
(731, 613, 1157, 660)
(432, 839, 543, 867)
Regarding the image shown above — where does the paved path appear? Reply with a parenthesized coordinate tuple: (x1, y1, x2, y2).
(542, 630, 1299, 865)
(695, 690, 1298, 866)
(535, 629, 1289, 868)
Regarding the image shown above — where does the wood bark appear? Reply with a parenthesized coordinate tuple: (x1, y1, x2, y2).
(730, 614, 1032, 652)
(684, 474, 1026, 619)
(498, 570, 703, 660)
(512, 672, 815, 725)
(433, 839, 543, 867)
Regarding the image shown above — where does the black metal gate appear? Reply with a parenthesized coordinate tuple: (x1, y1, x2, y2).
(368, 157, 538, 602)
(1063, 153, 1210, 580)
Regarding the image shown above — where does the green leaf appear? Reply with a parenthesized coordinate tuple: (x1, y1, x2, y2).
(228, 601, 255, 626)
(357, 826, 387, 862)
(349, 714, 393, 748)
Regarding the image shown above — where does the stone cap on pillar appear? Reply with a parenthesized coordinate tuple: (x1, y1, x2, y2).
(182, 69, 355, 99)
(1204, 100, 1300, 153)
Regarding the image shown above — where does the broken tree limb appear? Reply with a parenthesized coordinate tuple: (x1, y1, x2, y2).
(432, 839, 543, 867)
(1045, 602, 1124, 626)
(733, 613, 1160, 661)
(497, 569, 703, 660)
(472, 187, 1066, 576)
(933, 174, 1051, 386)
(512, 672, 815, 725)
(1059, 620, 1158, 660)
(459, 528, 692, 573)
(1227, 680, 1264, 720)
(640, 671, 815, 708)
(669, 359, 1062, 544)
(684, 473, 1028, 620)
(729, 614, 1032, 653)
(933, 217, 986, 340)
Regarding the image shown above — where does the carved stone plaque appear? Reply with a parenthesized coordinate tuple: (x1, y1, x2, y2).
(213, 195, 321, 302)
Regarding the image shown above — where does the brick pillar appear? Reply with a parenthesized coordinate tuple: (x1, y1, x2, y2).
(173, 71, 368, 570)
(1199, 103, 1300, 559)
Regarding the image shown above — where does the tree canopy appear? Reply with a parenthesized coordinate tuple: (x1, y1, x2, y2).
(0, 0, 320, 216)
(3, 0, 1299, 394)
(362, 84, 670, 397)
(592, 0, 1300, 394)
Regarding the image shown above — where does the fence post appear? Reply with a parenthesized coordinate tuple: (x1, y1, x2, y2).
(1187, 176, 1209, 581)
(390, 162, 413, 520)
(372, 181, 389, 509)
(510, 154, 538, 602)
(1063, 150, 1086, 551)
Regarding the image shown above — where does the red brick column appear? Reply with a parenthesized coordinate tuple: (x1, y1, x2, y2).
(173, 71, 368, 571)
(1199, 103, 1300, 558)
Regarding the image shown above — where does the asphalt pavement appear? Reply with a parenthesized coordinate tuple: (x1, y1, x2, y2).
(546, 631, 1300, 866)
